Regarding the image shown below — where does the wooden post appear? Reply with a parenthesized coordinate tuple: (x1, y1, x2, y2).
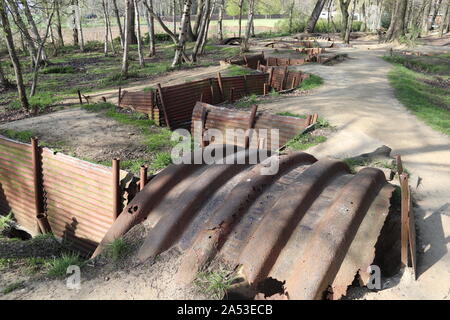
(118, 87, 122, 105)
(112, 158, 121, 220)
(396, 155, 403, 175)
(243, 75, 249, 95)
(157, 83, 171, 129)
(269, 68, 274, 88)
(264, 83, 269, 96)
(31, 137, 45, 234)
(140, 165, 148, 191)
(217, 72, 224, 102)
(245, 105, 258, 149)
(77, 90, 83, 105)
(229, 88, 235, 103)
(400, 173, 409, 267)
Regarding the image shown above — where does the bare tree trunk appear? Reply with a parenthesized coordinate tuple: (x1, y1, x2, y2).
(76, 0, 85, 51)
(344, 0, 357, 43)
(0, 0, 29, 111)
(55, 0, 64, 47)
(431, 0, 443, 29)
(71, 0, 79, 46)
(192, 0, 209, 62)
(5, 0, 38, 65)
(288, 0, 295, 33)
(145, 0, 156, 56)
(173, 0, 193, 67)
(102, 0, 110, 55)
(30, 3, 55, 101)
(122, 0, 131, 76)
(339, 0, 351, 38)
(173, 0, 177, 34)
(134, 0, 145, 67)
(199, 0, 215, 54)
(127, 0, 138, 44)
(106, 0, 117, 53)
(306, 0, 328, 33)
(112, 0, 125, 47)
(242, 0, 255, 51)
(217, 0, 224, 40)
(440, 0, 450, 36)
(422, 0, 432, 34)
(238, 0, 244, 38)
(193, 0, 204, 38)
(386, 0, 408, 41)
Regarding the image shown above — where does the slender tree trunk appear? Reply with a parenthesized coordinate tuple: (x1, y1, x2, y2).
(173, 0, 177, 34)
(431, 0, 443, 30)
(288, 0, 295, 33)
(238, 0, 244, 38)
(76, 0, 85, 51)
(55, 0, 64, 46)
(134, 0, 145, 67)
(339, 0, 351, 38)
(112, 0, 125, 47)
(30, 4, 55, 100)
(217, 0, 224, 40)
(105, 0, 117, 53)
(102, 0, 110, 55)
(173, 0, 193, 67)
(306, 0, 328, 33)
(199, 0, 215, 54)
(422, 0, 432, 34)
(242, 0, 255, 51)
(440, 0, 450, 36)
(193, 0, 204, 38)
(5, 0, 38, 65)
(0, 0, 29, 111)
(127, 0, 138, 44)
(344, 0, 357, 43)
(192, 0, 209, 62)
(145, 0, 156, 56)
(122, 0, 131, 76)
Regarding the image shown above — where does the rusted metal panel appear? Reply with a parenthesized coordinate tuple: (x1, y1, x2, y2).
(94, 149, 394, 299)
(41, 148, 124, 254)
(0, 136, 38, 234)
(118, 90, 161, 124)
(191, 102, 313, 150)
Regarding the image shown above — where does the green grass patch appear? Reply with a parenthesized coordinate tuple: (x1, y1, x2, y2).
(24, 257, 51, 275)
(195, 269, 238, 300)
(8, 91, 59, 112)
(2, 281, 25, 294)
(384, 63, 450, 136)
(42, 65, 76, 74)
(105, 238, 130, 262)
(383, 55, 450, 75)
(285, 134, 327, 151)
(225, 65, 254, 77)
(151, 152, 172, 172)
(47, 253, 85, 278)
(298, 74, 324, 91)
(235, 94, 259, 108)
(276, 112, 306, 119)
(0, 258, 15, 270)
(0, 129, 34, 143)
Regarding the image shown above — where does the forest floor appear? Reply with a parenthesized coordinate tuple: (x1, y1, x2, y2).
(0, 35, 449, 300)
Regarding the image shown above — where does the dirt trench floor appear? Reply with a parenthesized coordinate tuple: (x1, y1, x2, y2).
(260, 40, 450, 300)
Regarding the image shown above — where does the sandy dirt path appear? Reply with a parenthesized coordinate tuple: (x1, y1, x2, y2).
(261, 43, 450, 299)
(62, 64, 228, 106)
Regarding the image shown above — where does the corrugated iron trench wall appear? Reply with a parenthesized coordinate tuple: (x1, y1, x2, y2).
(117, 54, 314, 131)
(0, 136, 131, 255)
(191, 102, 316, 150)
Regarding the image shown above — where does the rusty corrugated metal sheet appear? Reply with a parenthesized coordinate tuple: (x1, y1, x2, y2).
(41, 148, 126, 254)
(191, 102, 314, 150)
(0, 136, 38, 233)
(118, 90, 161, 124)
(93, 149, 394, 299)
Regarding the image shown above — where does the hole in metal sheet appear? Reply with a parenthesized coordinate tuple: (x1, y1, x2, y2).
(256, 277, 286, 298)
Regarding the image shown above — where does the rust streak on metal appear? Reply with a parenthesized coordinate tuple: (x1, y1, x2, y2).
(112, 158, 121, 220)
